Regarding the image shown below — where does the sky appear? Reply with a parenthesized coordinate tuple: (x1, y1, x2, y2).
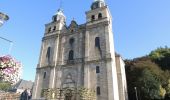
(0, 0, 170, 81)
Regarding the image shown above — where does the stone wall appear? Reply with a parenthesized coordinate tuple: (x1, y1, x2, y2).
(0, 92, 20, 100)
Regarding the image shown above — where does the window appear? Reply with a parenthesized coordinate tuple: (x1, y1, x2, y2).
(96, 66, 100, 73)
(48, 27, 51, 33)
(91, 3, 99, 9)
(68, 50, 74, 60)
(53, 16, 57, 22)
(95, 37, 100, 48)
(69, 38, 74, 46)
(53, 26, 56, 31)
(43, 72, 46, 79)
(91, 15, 95, 21)
(46, 47, 51, 63)
(97, 87, 101, 95)
(65, 96, 72, 100)
(98, 13, 102, 19)
(71, 29, 74, 33)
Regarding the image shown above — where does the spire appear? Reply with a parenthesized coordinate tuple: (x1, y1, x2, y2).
(51, 0, 65, 22)
(59, 0, 63, 10)
(55, 0, 63, 16)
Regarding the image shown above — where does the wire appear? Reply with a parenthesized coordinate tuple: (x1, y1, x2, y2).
(0, 36, 12, 43)
(0, 36, 13, 54)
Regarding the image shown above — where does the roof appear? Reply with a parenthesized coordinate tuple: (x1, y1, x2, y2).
(94, 0, 105, 2)
(55, 9, 65, 17)
(12, 79, 34, 90)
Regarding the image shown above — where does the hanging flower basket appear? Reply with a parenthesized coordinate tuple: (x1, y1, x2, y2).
(0, 55, 22, 84)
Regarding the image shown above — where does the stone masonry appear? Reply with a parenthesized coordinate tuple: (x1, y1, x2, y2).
(32, 0, 128, 100)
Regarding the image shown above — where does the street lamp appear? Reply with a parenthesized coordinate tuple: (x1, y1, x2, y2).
(0, 12, 12, 54)
(0, 12, 9, 27)
(134, 87, 138, 100)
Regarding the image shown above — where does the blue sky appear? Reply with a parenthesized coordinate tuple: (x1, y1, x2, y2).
(0, 0, 170, 81)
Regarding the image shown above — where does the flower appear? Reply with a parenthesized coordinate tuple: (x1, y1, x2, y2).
(0, 55, 22, 84)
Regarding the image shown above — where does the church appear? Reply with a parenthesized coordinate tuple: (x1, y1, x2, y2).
(32, 0, 128, 100)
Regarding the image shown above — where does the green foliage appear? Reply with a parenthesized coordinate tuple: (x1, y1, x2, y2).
(125, 57, 167, 100)
(0, 81, 11, 91)
(126, 47, 170, 100)
(138, 69, 164, 99)
(165, 79, 170, 97)
(149, 46, 170, 70)
(159, 85, 166, 99)
(149, 46, 170, 59)
(140, 69, 158, 98)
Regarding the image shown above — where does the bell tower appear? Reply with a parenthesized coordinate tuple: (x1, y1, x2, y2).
(32, 9, 66, 98)
(84, 0, 119, 100)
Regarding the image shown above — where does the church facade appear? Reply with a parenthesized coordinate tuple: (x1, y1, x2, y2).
(32, 0, 128, 100)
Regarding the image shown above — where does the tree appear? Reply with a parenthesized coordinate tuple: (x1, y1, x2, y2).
(159, 85, 166, 99)
(138, 69, 164, 99)
(125, 56, 169, 100)
(149, 47, 170, 70)
(0, 55, 22, 84)
(165, 79, 170, 98)
(0, 81, 11, 91)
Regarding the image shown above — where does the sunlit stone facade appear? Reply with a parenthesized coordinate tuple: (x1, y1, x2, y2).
(32, 0, 128, 100)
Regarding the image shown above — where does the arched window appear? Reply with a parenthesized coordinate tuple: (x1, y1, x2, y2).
(53, 26, 56, 31)
(46, 47, 51, 63)
(68, 50, 74, 60)
(71, 29, 74, 33)
(95, 37, 100, 48)
(96, 66, 100, 73)
(91, 15, 95, 21)
(53, 16, 57, 22)
(43, 72, 46, 79)
(97, 86, 101, 95)
(48, 27, 51, 33)
(69, 38, 74, 46)
(98, 13, 102, 19)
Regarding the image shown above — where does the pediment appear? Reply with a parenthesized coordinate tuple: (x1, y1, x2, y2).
(68, 20, 78, 33)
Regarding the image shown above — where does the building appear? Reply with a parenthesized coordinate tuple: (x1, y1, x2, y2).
(32, 0, 128, 100)
(10, 79, 34, 94)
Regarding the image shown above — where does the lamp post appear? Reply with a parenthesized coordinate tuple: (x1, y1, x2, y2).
(0, 12, 13, 54)
(0, 12, 9, 27)
(134, 87, 138, 100)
